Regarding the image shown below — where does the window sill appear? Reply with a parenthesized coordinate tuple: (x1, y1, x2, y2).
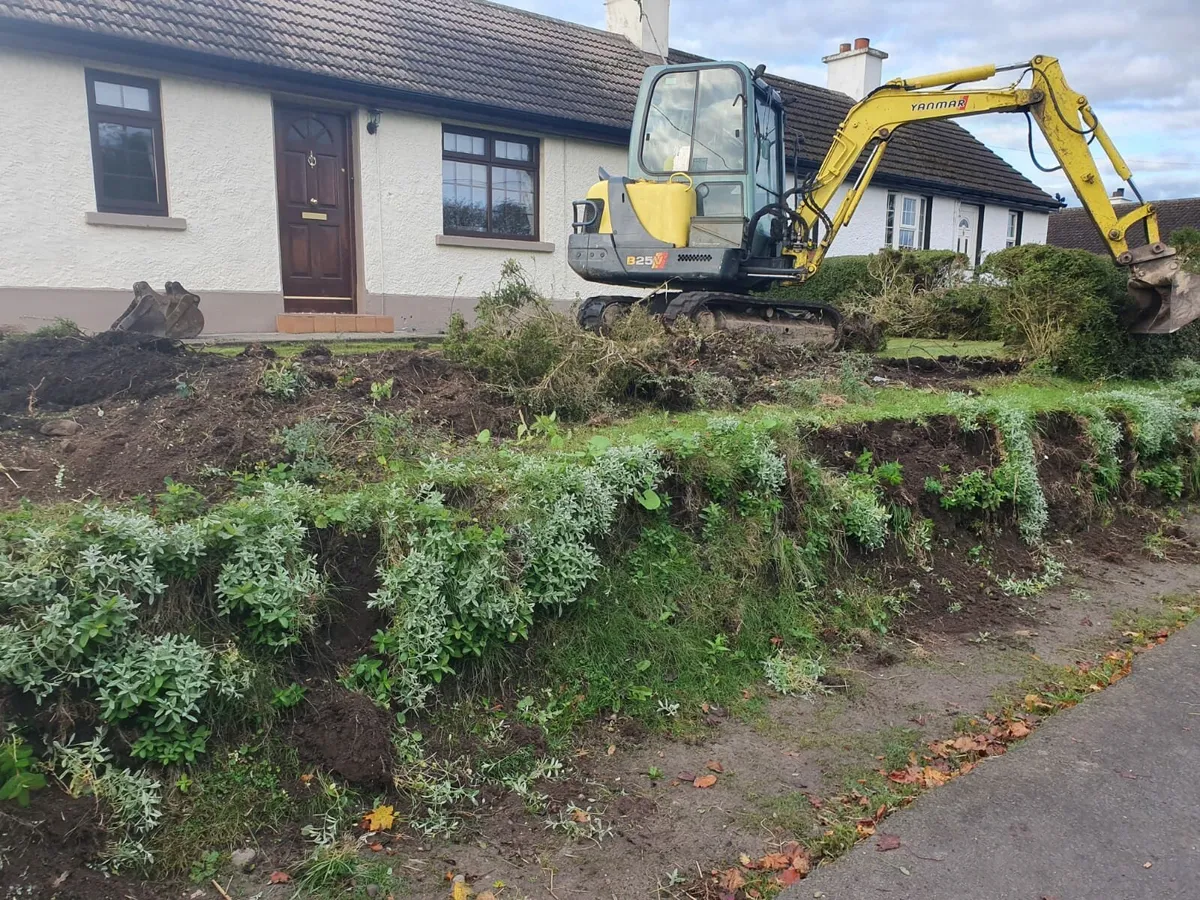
(85, 211, 187, 231)
(436, 234, 554, 253)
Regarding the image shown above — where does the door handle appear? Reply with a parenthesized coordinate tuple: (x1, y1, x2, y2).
(309, 198, 318, 206)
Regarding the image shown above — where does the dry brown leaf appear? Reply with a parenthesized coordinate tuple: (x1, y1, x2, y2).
(759, 852, 791, 871)
(1008, 721, 1032, 739)
(570, 807, 591, 824)
(363, 804, 395, 832)
(718, 867, 746, 891)
(778, 867, 802, 886)
(922, 766, 951, 787)
(268, 871, 291, 884)
(606, 744, 617, 756)
(694, 774, 718, 789)
(706, 760, 724, 773)
(478, 893, 497, 900)
(876, 833, 901, 852)
(856, 821, 876, 838)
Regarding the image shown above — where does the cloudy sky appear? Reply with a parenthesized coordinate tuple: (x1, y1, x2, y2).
(504, 0, 1200, 203)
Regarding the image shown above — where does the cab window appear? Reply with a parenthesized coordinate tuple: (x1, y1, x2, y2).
(754, 89, 782, 210)
(642, 66, 746, 175)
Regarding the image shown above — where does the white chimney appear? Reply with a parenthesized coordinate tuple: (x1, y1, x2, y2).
(822, 37, 888, 101)
(606, 0, 670, 60)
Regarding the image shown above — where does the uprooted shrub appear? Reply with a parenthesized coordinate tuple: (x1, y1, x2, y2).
(443, 260, 669, 418)
(767, 249, 990, 340)
(444, 260, 824, 416)
(981, 243, 1200, 379)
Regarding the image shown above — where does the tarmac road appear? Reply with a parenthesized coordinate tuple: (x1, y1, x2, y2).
(784, 622, 1200, 900)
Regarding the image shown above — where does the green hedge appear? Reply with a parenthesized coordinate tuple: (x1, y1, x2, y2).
(981, 244, 1200, 379)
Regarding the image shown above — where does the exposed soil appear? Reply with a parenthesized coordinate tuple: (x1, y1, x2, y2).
(289, 683, 395, 790)
(0, 788, 161, 899)
(0, 335, 516, 507)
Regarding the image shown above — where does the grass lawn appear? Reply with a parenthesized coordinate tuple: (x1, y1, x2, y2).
(200, 338, 437, 358)
(881, 337, 1014, 359)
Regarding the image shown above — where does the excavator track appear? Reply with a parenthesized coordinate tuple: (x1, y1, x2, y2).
(662, 291, 844, 349)
(576, 295, 641, 333)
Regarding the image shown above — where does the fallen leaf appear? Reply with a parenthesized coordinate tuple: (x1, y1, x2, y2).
(778, 868, 802, 886)
(570, 807, 591, 824)
(694, 774, 718, 789)
(738, 853, 754, 868)
(759, 853, 791, 871)
(363, 803, 395, 832)
(269, 871, 291, 884)
(855, 820, 876, 838)
(299, 773, 314, 785)
(1007, 721, 1032, 739)
(718, 867, 746, 891)
(606, 744, 616, 756)
(451, 878, 472, 900)
(876, 834, 901, 852)
(921, 766, 951, 787)
(678, 770, 696, 781)
(369, 842, 384, 852)
(706, 760, 724, 773)
(478, 893, 497, 900)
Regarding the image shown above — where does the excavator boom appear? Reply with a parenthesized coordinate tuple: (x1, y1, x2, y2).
(787, 56, 1197, 334)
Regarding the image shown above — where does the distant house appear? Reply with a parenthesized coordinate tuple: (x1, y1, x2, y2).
(0, 0, 1058, 336)
(1048, 190, 1200, 254)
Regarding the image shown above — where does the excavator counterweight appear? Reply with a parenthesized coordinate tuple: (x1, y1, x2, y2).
(568, 55, 1198, 340)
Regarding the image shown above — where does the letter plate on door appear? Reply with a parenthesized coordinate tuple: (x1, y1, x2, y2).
(301, 211, 328, 221)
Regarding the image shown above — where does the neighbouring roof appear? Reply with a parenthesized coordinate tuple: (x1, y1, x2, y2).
(0, 0, 1058, 209)
(1048, 197, 1200, 254)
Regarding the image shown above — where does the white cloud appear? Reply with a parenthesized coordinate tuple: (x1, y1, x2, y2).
(504, 0, 1199, 200)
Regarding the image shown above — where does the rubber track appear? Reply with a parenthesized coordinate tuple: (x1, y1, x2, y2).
(661, 291, 843, 331)
(576, 295, 640, 333)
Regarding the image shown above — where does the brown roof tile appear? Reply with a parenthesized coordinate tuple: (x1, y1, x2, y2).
(0, 0, 1057, 207)
(1048, 197, 1200, 254)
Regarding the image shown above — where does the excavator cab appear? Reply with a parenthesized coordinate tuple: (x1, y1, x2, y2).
(569, 61, 791, 292)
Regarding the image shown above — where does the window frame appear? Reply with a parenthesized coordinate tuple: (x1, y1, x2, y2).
(884, 192, 932, 250)
(85, 69, 169, 216)
(639, 64, 749, 177)
(1006, 209, 1024, 248)
(441, 125, 540, 241)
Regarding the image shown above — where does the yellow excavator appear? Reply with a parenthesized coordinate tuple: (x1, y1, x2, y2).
(568, 56, 1197, 341)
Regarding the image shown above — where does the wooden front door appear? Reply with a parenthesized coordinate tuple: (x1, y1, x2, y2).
(274, 106, 356, 312)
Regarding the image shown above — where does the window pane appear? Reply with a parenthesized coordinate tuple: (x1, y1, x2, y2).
(491, 167, 534, 236)
(94, 80, 151, 111)
(898, 228, 916, 249)
(901, 197, 917, 227)
(884, 193, 895, 246)
(495, 140, 531, 163)
(692, 67, 746, 172)
(442, 160, 488, 232)
(443, 132, 485, 156)
(1007, 212, 1018, 238)
(97, 122, 158, 203)
(644, 69, 698, 172)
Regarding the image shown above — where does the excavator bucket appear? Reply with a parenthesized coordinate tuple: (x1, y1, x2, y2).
(1126, 255, 1200, 335)
(110, 281, 205, 340)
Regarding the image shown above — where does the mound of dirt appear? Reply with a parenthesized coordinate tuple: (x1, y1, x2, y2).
(290, 684, 395, 789)
(0, 787, 160, 899)
(0, 331, 217, 415)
